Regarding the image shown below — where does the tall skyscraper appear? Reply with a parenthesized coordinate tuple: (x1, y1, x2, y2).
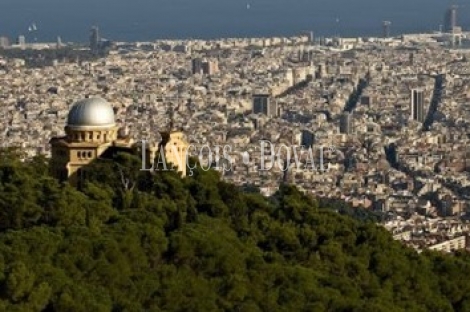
(202, 59, 219, 75)
(192, 58, 203, 75)
(382, 21, 391, 38)
(339, 112, 353, 134)
(410, 89, 425, 122)
(89, 26, 100, 53)
(192, 58, 219, 75)
(252, 94, 277, 118)
(444, 5, 458, 33)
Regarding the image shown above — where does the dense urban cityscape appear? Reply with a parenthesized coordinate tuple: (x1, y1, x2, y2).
(2, 14, 470, 252)
(2, 3, 470, 311)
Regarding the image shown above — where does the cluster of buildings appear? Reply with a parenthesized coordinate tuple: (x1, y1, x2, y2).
(2, 24, 470, 251)
(389, 217, 470, 253)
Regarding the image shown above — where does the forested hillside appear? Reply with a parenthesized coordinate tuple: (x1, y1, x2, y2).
(0, 148, 470, 311)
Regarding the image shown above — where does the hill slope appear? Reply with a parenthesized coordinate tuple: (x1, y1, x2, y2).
(0, 148, 469, 311)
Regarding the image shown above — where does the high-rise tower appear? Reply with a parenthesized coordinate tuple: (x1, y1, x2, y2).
(89, 26, 100, 53)
(192, 58, 219, 75)
(410, 89, 425, 122)
(382, 21, 391, 38)
(339, 112, 353, 134)
(444, 5, 458, 33)
(252, 94, 278, 118)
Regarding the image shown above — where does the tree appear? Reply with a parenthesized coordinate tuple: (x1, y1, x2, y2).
(0, 149, 468, 310)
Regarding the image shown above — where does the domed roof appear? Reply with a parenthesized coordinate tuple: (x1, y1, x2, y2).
(67, 97, 115, 128)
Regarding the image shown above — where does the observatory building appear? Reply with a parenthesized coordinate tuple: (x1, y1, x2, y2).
(50, 97, 188, 186)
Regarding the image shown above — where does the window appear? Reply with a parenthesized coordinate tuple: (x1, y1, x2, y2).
(77, 151, 91, 159)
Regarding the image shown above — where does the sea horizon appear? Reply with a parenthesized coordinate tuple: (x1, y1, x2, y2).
(1, 0, 469, 43)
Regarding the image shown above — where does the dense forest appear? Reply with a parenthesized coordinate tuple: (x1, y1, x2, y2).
(1, 147, 470, 311)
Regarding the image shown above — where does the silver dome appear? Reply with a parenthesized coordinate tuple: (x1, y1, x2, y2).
(67, 97, 115, 128)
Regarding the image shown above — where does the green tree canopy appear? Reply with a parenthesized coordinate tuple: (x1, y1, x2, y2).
(0, 147, 467, 311)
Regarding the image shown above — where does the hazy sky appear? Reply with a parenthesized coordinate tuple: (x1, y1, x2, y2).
(1, 0, 468, 41)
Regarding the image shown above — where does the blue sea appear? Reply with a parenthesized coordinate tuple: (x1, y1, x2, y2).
(1, 0, 469, 42)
